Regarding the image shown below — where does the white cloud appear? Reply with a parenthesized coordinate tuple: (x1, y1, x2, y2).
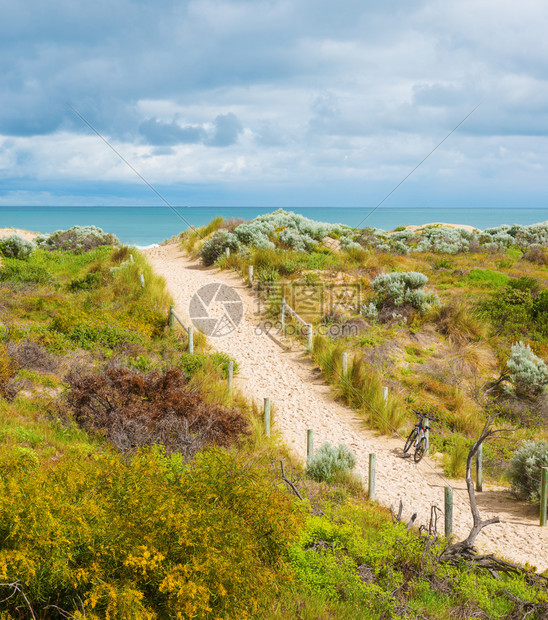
(0, 0, 547, 205)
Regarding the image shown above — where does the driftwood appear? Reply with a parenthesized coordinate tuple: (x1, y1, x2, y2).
(439, 416, 513, 561)
(437, 415, 548, 596)
(390, 499, 417, 530)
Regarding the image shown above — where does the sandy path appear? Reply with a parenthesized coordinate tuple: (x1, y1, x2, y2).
(145, 243, 548, 572)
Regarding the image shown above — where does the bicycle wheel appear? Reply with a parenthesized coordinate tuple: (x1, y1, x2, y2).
(414, 437, 427, 463)
(403, 428, 418, 454)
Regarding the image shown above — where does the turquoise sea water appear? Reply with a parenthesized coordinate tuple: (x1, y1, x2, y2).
(0, 206, 547, 246)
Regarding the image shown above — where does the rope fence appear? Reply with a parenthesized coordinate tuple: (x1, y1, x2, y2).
(168, 305, 194, 353)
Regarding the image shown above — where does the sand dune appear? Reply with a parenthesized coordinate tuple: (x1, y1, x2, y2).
(144, 242, 548, 572)
(0, 228, 39, 241)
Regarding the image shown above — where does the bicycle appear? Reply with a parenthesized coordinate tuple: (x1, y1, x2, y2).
(403, 410, 437, 463)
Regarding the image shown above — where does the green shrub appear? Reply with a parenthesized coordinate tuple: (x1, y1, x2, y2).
(179, 351, 237, 379)
(200, 230, 240, 266)
(509, 439, 548, 503)
(370, 271, 438, 315)
(468, 269, 510, 288)
(0, 257, 52, 284)
(0, 445, 303, 618)
(306, 443, 356, 483)
(36, 225, 119, 253)
(477, 286, 542, 339)
(68, 271, 102, 291)
(507, 342, 548, 396)
(0, 234, 36, 259)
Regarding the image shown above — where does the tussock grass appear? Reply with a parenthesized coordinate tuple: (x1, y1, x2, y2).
(110, 247, 172, 309)
(430, 301, 487, 345)
(313, 334, 408, 434)
(181, 216, 224, 252)
(442, 434, 471, 478)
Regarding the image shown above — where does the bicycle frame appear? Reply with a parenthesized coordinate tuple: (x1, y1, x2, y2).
(414, 416, 430, 451)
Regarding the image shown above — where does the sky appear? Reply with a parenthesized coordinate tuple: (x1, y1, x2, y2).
(1, 0, 548, 209)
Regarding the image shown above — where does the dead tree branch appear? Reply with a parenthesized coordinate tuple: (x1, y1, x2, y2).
(0, 582, 36, 620)
(440, 416, 515, 561)
(280, 460, 304, 501)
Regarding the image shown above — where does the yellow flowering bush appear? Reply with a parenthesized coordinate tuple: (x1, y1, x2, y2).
(0, 444, 303, 618)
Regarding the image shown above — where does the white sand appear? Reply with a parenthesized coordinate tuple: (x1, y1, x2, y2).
(0, 228, 39, 241)
(392, 223, 480, 234)
(145, 243, 548, 572)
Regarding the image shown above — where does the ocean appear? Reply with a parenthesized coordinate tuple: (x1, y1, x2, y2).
(0, 206, 547, 247)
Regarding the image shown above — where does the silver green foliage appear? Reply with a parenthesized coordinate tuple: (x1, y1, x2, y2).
(199, 230, 241, 266)
(232, 209, 346, 250)
(360, 221, 548, 255)
(305, 442, 357, 483)
(0, 234, 36, 259)
(369, 271, 439, 314)
(36, 226, 119, 253)
(509, 439, 548, 504)
(414, 226, 475, 254)
(361, 302, 379, 321)
(507, 342, 548, 396)
(279, 228, 317, 252)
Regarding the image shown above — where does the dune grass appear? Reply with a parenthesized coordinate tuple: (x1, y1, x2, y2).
(312, 334, 408, 434)
(1, 231, 547, 617)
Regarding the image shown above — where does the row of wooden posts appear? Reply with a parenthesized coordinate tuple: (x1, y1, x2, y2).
(260, 398, 548, 531)
(165, 262, 548, 530)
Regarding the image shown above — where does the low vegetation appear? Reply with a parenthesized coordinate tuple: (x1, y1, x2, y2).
(1, 221, 548, 617)
(188, 210, 548, 487)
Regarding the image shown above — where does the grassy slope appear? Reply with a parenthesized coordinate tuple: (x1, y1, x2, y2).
(188, 219, 548, 482)
(0, 242, 546, 618)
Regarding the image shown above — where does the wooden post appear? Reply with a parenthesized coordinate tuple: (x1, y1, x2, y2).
(248, 265, 253, 286)
(139, 273, 145, 288)
(540, 467, 548, 527)
(129, 253, 134, 263)
(188, 327, 194, 354)
(281, 297, 286, 333)
(476, 443, 483, 493)
(264, 398, 271, 438)
(307, 324, 313, 351)
(306, 429, 314, 464)
(225, 247, 230, 258)
(382, 386, 388, 402)
(228, 361, 233, 398)
(444, 486, 453, 538)
(342, 352, 348, 375)
(368, 453, 376, 501)
(169, 305, 175, 329)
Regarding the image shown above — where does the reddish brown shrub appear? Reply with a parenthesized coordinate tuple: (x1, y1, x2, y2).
(7, 340, 59, 373)
(524, 245, 548, 265)
(0, 344, 18, 401)
(66, 366, 249, 457)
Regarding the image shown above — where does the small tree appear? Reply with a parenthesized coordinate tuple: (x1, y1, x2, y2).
(507, 342, 548, 397)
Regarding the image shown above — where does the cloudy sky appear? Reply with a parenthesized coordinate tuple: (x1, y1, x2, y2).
(1, 0, 548, 209)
